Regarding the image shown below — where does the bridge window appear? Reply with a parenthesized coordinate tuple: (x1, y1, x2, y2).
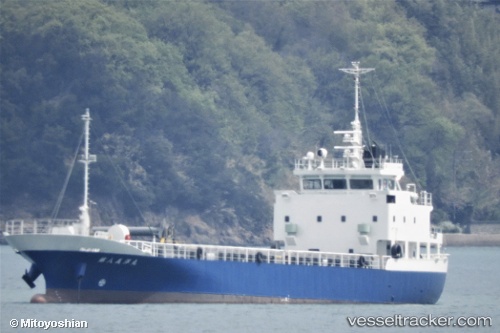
(303, 178, 322, 190)
(350, 179, 373, 189)
(324, 178, 347, 190)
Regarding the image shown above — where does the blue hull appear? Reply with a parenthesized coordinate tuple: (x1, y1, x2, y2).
(22, 250, 446, 304)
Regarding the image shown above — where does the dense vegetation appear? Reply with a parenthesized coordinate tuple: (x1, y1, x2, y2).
(1, 0, 499, 243)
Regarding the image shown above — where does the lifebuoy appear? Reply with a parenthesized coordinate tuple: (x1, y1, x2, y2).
(390, 244, 402, 259)
(196, 247, 203, 260)
(357, 256, 366, 268)
(256, 252, 264, 264)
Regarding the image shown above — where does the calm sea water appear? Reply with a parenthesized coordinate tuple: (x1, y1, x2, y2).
(1, 246, 498, 332)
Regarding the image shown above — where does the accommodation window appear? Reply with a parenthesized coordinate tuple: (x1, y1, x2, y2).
(372, 215, 378, 222)
(317, 216, 322, 222)
(341, 215, 346, 223)
(387, 195, 396, 203)
(284, 216, 290, 223)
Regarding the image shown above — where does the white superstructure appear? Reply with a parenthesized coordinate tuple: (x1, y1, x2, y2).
(273, 62, 443, 266)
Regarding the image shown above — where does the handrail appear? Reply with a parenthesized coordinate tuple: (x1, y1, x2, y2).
(2, 219, 79, 235)
(419, 191, 433, 206)
(294, 157, 403, 171)
(125, 240, 389, 270)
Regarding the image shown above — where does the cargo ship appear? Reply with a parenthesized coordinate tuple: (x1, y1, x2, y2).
(3, 62, 448, 304)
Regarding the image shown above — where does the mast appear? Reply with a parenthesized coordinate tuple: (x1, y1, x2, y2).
(335, 62, 374, 169)
(78, 109, 97, 235)
(339, 61, 374, 124)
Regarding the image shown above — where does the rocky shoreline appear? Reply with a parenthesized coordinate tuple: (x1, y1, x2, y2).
(443, 234, 500, 247)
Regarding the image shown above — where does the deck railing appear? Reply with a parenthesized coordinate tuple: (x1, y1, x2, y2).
(2, 219, 79, 235)
(419, 191, 433, 206)
(294, 157, 403, 171)
(125, 240, 390, 270)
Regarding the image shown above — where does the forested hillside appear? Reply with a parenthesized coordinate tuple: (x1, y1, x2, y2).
(1, 0, 499, 243)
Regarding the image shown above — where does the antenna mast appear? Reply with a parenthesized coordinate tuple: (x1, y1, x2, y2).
(78, 109, 97, 235)
(334, 62, 374, 169)
(339, 61, 374, 124)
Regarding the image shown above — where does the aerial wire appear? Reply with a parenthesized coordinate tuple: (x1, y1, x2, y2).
(358, 81, 375, 160)
(369, 73, 423, 190)
(51, 131, 84, 220)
